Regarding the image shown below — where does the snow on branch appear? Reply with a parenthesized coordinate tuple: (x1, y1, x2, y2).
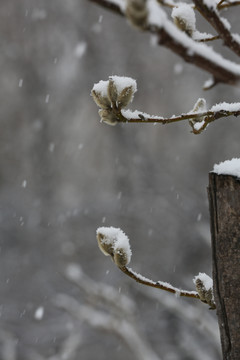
(91, 76, 240, 133)
(87, 0, 240, 85)
(193, 0, 240, 57)
(213, 157, 240, 177)
(96, 226, 216, 308)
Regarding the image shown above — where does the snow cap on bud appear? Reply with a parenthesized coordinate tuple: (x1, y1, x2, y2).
(96, 227, 132, 267)
(171, 4, 196, 37)
(126, 0, 148, 30)
(97, 229, 115, 257)
(193, 273, 215, 309)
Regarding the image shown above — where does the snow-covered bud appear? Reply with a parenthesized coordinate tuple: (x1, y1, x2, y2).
(126, 0, 148, 30)
(96, 227, 132, 267)
(113, 247, 130, 267)
(171, 4, 196, 37)
(107, 78, 118, 104)
(91, 90, 111, 109)
(118, 86, 135, 108)
(96, 230, 115, 257)
(191, 98, 207, 113)
(193, 273, 215, 309)
(99, 109, 118, 126)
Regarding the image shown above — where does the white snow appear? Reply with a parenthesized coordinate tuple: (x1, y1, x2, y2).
(97, 226, 132, 263)
(193, 120, 205, 131)
(203, 77, 214, 89)
(22, 180, 27, 188)
(122, 109, 162, 120)
(92, 80, 109, 97)
(147, 0, 167, 27)
(171, 4, 196, 32)
(220, 16, 231, 31)
(74, 42, 87, 58)
(232, 33, 240, 45)
(174, 63, 183, 75)
(192, 31, 214, 41)
(66, 263, 82, 280)
(193, 272, 213, 291)
(18, 79, 23, 88)
(110, 76, 137, 94)
(34, 306, 44, 320)
(110, 0, 126, 12)
(202, 0, 217, 9)
(164, 20, 240, 76)
(45, 94, 50, 103)
(210, 102, 240, 112)
(213, 158, 240, 178)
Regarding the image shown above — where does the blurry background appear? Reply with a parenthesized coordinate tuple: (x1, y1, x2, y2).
(0, 0, 240, 359)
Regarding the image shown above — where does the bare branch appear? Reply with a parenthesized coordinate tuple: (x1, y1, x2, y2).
(218, 0, 240, 9)
(194, 0, 240, 57)
(86, 0, 240, 85)
(120, 265, 201, 300)
(91, 76, 240, 133)
(96, 226, 216, 307)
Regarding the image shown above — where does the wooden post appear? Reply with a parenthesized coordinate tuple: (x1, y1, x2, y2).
(208, 173, 240, 360)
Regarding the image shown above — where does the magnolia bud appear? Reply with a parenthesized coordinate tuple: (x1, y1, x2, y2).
(97, 232, 114, 257)
(113, 247, 130, 267)
(91, 90, 111, 109)
(172, 4, 196, 37)
(107, 79, 118, 104)
(126, 0, 148, 30)
(192, 98, 207, 113)
(99, 109, 118, 126)
(193, 273, 215, 309)
(118, 86, 134, 108)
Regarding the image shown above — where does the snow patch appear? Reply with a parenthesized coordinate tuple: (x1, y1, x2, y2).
(213, 158, 240, 178)
(34, 306, 44, 320)
(193, 273, 213, 291)
(110, 76, 137, 94)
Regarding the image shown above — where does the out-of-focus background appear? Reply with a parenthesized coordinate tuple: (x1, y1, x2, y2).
(1, 1, 240, 359)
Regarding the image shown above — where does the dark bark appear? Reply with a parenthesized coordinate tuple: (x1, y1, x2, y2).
(208, 173, 240, 360)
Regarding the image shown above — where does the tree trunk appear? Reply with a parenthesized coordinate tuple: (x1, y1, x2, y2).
(208, 173, 240, 360)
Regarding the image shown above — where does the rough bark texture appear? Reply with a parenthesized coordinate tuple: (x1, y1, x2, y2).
(208, 173, 240, 360)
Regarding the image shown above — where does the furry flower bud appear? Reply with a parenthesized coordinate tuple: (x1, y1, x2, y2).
(97, 232, 114, 257)
(193, 273, 215, 309)
(91, 90, 111, 109)
(114, 247, 130, 267)
(126, 0, 148, 30)
(172, 4, 196, 37)
(118, 86, 134, 108)
(107, 79, 118, 104)
(191, 98, 207, 113)
(99, 109, 118, 126)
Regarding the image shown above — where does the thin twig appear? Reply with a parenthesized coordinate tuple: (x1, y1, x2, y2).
(194, 0, 240, 57)
(119, 108, 240, 127)
(218, 0, 240, 9)
(120, 266, 202, 300)
(197, 35, 220, 42)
